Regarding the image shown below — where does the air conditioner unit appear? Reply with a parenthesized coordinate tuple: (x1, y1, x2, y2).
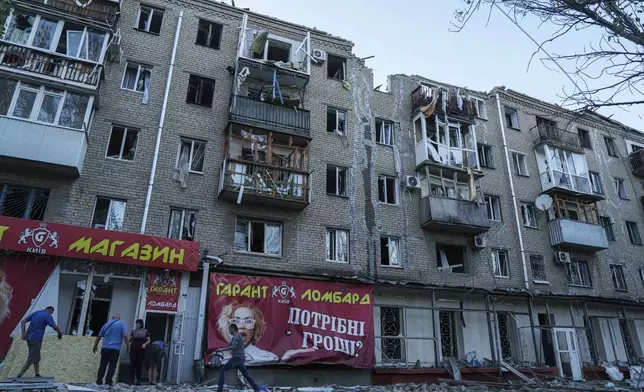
(473, 235, 487, 249)
(312, 49, 327, 63)
(108, 31, 122, 62)
(555, 251, 571, 264)
(405, 175, 421, 190)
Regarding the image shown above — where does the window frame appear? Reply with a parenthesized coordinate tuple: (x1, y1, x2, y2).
(90, 197, 127, 231)
(600, 216, 616, 241)
(4, 81, 92, 130)
(326, 228, 349, 263)
(326, 165, 348, 197)
(380, 236, 401, 268)
(520, 202, 538, 228)
(566, 260, 592, 287)
(512, 152, 528, 176)
(626, 221, 642, 245)
(610, 264, 628, 292)
(471, 96, 488, 120)
(504, 107, 519, 129)
(135, 4, 164, 34)
(121, 63, 152, 92)
(326, 107, 347, 135)
(577, 128, 592, 149)
(375, 118, 394, 146)
(378, 175, 398, 205)
(176, 138, 206, 174)
(614, 178, 629, 200)
(491, 249, 510, 278)
(604, 136, 618, 157)
(477, 143, 494, 169)
(105, 125, 138, 161)
(529, 254, 547, 281)
(589, 171, 604, 194)
(327, 54, 346, 80)
(195, 19, 222, 49)
(234, 218, 282, 256)
(0, 184, 50, 221)
(186, 75, 215, 107)
(167, 208, 197, 241)
(485, 195, 502, 222)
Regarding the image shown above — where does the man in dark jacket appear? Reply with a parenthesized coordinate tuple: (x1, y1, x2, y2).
(216, 323, 260, 392)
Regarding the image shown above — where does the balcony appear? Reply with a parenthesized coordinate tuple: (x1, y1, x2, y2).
(532, 124, 582, 152)
(548, 219, 608, 252)
(17, 0, 119, 27)
(411, 85, 477, 120)
(629, 150, 644, 177)
(0, 43, 101, 88)
(0, 117, 88, 177)
(218, 158, 310, 210)
(230, 96, 310, 138)
(420, 196, 490, 234)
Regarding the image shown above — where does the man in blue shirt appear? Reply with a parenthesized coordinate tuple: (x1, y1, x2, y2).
(17, 306, 63, 378)
(93, 314, 129, 386)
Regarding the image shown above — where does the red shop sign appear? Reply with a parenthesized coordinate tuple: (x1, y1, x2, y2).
(146, 270, 181, 312)
(206, 273, 375, 368)
(0, 216, 199, 272)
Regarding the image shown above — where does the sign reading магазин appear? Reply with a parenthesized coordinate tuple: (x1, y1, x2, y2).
(0, 216, 200, 271)
(206, 273, 375, 368)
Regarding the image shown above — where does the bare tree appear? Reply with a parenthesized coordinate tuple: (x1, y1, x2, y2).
(454, 0, 644, 112)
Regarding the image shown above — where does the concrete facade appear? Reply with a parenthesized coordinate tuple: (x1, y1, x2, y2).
(3, 0, 644, 385)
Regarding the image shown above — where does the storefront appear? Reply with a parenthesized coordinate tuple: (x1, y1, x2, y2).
(0, 216, 200, 383)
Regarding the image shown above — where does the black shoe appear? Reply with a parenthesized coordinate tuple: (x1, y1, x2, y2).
(35, 374, 41, 378)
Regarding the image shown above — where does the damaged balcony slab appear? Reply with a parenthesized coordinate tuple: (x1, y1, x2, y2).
(229, 95, 310, 138)
(420, 195, 490, 235)
(531, 124, 583, 153)
(548, 219, 609, 252)
(16, 0, 120, 28)
(629, 149, 644, 177)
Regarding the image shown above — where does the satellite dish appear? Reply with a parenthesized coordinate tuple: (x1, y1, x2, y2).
(535, 194, 553, 211)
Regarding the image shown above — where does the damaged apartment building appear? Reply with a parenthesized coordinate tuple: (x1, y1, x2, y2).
(1, 0, 644, 386)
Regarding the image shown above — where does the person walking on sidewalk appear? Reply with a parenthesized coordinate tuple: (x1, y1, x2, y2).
(129, 319, 150, 385)
(93, 314, 129, 386)
(16, 306, 62, 378)
(216, 323, 260, 392)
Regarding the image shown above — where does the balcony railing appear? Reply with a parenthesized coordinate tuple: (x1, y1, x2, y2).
(0, 43, 101, 87)
(629, 149, 644, 177)
(230, 95, 310, 137)
(411, 85, 477, 119)
(532, 124, 582, 151)
(548, 219, 608, 252)
(219, 158, 310, 210)
(19, 0, 120, 26)
(420, 195, 490, 234)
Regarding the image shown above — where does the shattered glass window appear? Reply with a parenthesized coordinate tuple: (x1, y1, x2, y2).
(168, 209, 197, 241)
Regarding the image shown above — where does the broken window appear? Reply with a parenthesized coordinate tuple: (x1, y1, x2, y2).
(0, 184, 49, 220)
(91, 197, 126, 231)
(497, 313, 515, 360)
(626, 221, 642, 245)
(520, 203, 537, 228)
(600, 216, 615, 241)
(168, 208, 197, 241)
(234, 219, 282, 255)
(428, 174, 471, 201)
(380, 307, 404, 361)
(640, 269, 644, 288)
(439, 311, 459, 358)
(380, 237, 400, 267)
(326, 228, 348, 263)
(530, 254, 547, 281)
(106, 126, 138, 161)
(512, 152, 528, 176)
(378, 176, 397, 205)
(477, 144, 493, 168)
(265, 39, 291, 62)
(326, 107, 346, 135)
(504, 107, 519, 129)
(553, 195, 599, 224)
(567, 260, 591, 287)
(589, 171, 603, 194)
(136, 5, 164, 34)
(68, 281, 113, 336)
(610, 265, 627, 291)
(604, 136, 618, 157)
(121, 63, 152, 93)
(578, 128, 592, 149)
(326, 165, 347, 196)
(186, 75, 215, 107)
(472, 97, 487, 119)
(177, 138, 206, 173)
(614, 178, 628, 199)
(492, 249, 509, 278)
(436, 244, 465, 273)
(327, 54, 346, 80)
(375, 118, 394, 146)
(5, 11, 35, 45)
(485, 195, 502, 221)
(196, 19, 222, 49)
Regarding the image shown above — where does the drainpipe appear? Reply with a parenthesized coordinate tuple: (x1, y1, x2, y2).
(140, 11, 184, 234)
(495, 92, 530, 290)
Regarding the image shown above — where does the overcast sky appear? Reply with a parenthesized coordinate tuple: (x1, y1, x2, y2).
(237, 0, 643, 130)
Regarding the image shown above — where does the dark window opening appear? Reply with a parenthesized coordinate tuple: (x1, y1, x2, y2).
(326, 107, 346, 134)
(266, 40, 291, 62)
(604, 137, 618, 157)
(436, 244, 465, 273)
(326, 165, 347, 196)
(186, 75, 215, 107)
(0, 184, 50, 220)
(439, 311, 459, 358)
(378, 176, 397, 205)
(196, 19, 222, 49)
(380, 307, 404, 361)
(578, 128, 592, 149)
(327, 54, 345, 80)
(600, 216, 615, 241)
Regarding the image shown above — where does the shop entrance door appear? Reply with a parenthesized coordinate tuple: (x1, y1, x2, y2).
(146, 313, 174, 383)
